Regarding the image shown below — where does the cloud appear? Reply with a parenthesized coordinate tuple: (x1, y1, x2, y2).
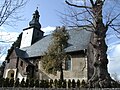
(42, 26, 56, 35)
(0, 32, 19, 43)
(111, 45, 120, 57)
(108, 44, 120, 80)
(0, 26, 19, 43)
(0, 26, 55, 62)
(0, 26, 19, 62)
(0, 54, 6, 63)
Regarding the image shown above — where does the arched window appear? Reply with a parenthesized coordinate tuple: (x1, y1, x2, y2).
(65, 55, 71, 70)
(20, 61, 23, 67)
(7, 70, 14, 79)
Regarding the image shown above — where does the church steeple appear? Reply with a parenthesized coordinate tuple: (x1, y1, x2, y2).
(20, 9, 44, 48)
(29, 8, 41, 29)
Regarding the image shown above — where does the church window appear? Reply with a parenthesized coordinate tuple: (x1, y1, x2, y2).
(20, 61, 23, 67)
(11, 73, 14, 78)
(65, 55, 72, 70)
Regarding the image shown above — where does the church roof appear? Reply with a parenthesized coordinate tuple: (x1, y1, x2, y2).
(15, 48, 34, 65)
(20, 28, 91, 58)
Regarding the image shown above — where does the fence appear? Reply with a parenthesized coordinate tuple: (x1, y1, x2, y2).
(0, 78, 87, 88)
(0, 88, 120, 90)
(0, 78, 120, 89)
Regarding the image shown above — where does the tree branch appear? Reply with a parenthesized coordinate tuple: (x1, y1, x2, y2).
(107, 13, 120, 26)
(0, 0, 27, 27)
(65, 0, 92, 9)
(90, 0, 95, 6)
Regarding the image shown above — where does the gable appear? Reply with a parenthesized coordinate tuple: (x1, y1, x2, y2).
(9, 50, 17, 59)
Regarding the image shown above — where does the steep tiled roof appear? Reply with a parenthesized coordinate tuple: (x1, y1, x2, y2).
(15, 48, 34, 65)
(15, 48, 26, 58)
(21, 28, 91, 58)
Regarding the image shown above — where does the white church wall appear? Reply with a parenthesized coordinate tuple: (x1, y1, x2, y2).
(20, 28, 34, 48)
(17, 72, 27, 82)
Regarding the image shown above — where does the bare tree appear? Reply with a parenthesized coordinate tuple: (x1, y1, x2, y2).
(0, 0, 27, 27)
(0, 0, 27, 59)
(64, 0, 120, 88)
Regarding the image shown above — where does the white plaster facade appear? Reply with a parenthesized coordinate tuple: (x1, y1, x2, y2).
(20, 28, 34, 48)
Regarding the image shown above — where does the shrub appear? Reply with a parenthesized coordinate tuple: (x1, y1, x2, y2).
(15, 78, 19, 87)
(44, 79, 49, 88)
(9, 78, 14, 87)
(81, 79, 86, 88)
(62, 79, 67, 88)
(20, 78, 25, 87)
(72, 79, 76, 88)
(40, 80, 44, 88)
(68, 79, 71, 88)
(76, 79, 80, 88)
(49, 79, 53, 88)
(57, 79, 62, 88)
(35, 79, 39, 88)
(0, 78, 4, 87)
(54, 79, 58, 88)
(29, 78, 34, 87)
(25, 79, 29, 87)
(3, 78, 9, 87)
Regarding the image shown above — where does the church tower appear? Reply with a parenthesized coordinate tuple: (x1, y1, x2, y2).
(20, 9, 44, 48)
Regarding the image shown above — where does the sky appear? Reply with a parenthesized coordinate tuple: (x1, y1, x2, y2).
(0, 0, 120, 80)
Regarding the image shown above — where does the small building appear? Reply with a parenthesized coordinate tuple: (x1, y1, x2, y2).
(3, 9, 93, 81)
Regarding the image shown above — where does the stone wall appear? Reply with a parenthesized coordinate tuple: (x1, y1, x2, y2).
(38, 52, 88, 81)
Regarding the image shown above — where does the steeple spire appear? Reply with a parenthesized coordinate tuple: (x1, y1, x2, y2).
(29, 8, 41, 29)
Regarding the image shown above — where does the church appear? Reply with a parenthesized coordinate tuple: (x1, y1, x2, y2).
(3, 9, 93, 81)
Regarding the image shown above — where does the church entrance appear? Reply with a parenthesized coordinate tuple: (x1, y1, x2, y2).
(7, 70, 14, 79)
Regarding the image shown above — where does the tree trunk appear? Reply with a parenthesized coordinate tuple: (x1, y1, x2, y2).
(60, 62, 64, 82)
(88, 0, 120, 88)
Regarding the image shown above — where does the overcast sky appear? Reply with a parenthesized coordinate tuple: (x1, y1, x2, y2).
(0, 0, 120, 79)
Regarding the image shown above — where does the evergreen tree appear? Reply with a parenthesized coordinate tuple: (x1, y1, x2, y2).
(41, 26, 69, 81)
